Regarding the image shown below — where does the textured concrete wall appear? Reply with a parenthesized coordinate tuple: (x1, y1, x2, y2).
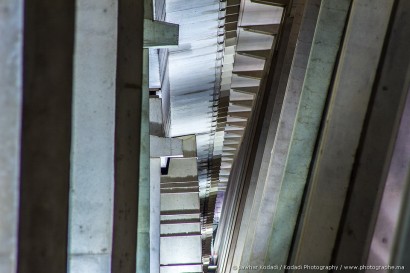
(17, 1, 75, 272)
(68, 0, 118, 272)
(237, 0, 319, 270)
(293, 0, 394, 268)
(111, 0, 144, 272)
(332, 0, 409, 267)
(263, 0, 351, 268)
(0, 1, 23, 272)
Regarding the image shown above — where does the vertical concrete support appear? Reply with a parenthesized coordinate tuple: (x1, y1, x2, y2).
(111, 0, 143, 272)
(150, 158, 161, 273)
(292, 0, 394, 268)
(0, 1, 23, 272)
(136, 48, 150, 273)
(332, 0, 409, 267)
(17, 1, 75, 272)
(68, 1, 117, 272)
(262, 0, 351, 268)
(238, 0, 320, 270)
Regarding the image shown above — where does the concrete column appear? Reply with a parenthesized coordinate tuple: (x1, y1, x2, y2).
(68, 1, 117, 272)
(111, 0, 143, 272)
(261, 0, 351, 268)
(330, 0, 409, 267)
(237, 0, 320, 270)
(291, 0, 394, 268)
(17, 1, 75, 272)
(136, 48, 150, 273)
(0, 1, 23, 272)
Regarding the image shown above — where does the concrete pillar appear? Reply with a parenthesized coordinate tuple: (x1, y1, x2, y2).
(261, 0, 351, 268)
(136, 48, 150, 273)
(291, 0, 394, 268)
(136, 2, 152, 271)
(237, 0, 320, 270)
(330, 0, 409, 267)
(67, 1, 117, 272)
(0, 1, 23, 272)
(17, 1, 75, 272)
(138, 0, 179, 270)
(111, 0, 143, 272)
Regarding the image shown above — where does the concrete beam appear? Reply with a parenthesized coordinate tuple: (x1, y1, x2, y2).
(237, 50, 271, 60)
(251, 0, 288, 6)
(137, 49, 150, 273)
(111, 0, 143, 272)
(150, 97, 164, 137)
(224, 1, 309, 271)
(261, 0, 351, 268)
(231, 86, 259, 95)
(228, 112, 251, 119)
(160, 235, 202, 265)
(241, 24, 280, 35)
(179, 135, 197, 158)
(144, 19, 179, 48)
(293, 0, 394, 268)
(0, 1, 23, 272)
(161, 192, 200, 213)
(161, 158, 198, 182)
(68, 1, 117, 272)
(230, 100, 253, 108)
(331, 0, 409, 266)
(233, 70, 264, 79)
(17, 1, 75, 272)
(150, 135, 183, 158)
